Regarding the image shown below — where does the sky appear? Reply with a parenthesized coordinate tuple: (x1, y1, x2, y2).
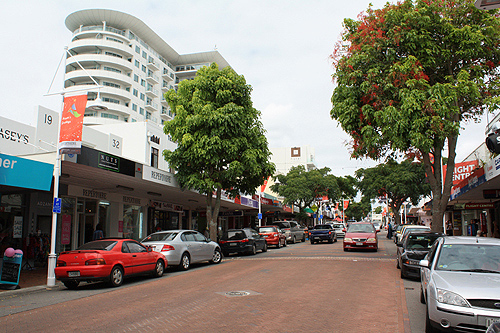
(0, 0, 488, 178)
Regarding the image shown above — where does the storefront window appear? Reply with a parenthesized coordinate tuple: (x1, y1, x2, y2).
(123, 205, 143, 240)
(59, 197, 76, 252)
(0, 194, 26, 255)
(98, 201, 110, 237)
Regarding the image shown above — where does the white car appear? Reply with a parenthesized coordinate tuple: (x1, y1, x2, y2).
(141, 230, 222, 270)
(420, 236, 500, 332)
(331, 223, 346, 238)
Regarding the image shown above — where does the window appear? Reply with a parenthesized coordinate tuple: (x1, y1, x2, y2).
(142, 65, 146, 73)
(104, 51, 122, 59)
(134, 74, 139, 82)
(151, 147, 158, 168)
(146, 111, 152, 119)
(100, 113, 119, 120)
(133, 89, 138, 97)
(132, 104, 137, 112)
(126, 241, 146, 253)
(140, 93, 145, 101)
(139, 107, 144, 115)
(142, 51, 147, 59)
(141, 79, 146, 87)
(103, 66, 121, 74)
(135, 45, 140, 54)
(135, 60, 140, 68)
(102, 97, 120, 104)
(103, 81, 120, 89)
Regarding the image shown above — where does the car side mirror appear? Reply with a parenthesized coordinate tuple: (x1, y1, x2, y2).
(147, 246, 153, 252)
(419, 259, 429, 268)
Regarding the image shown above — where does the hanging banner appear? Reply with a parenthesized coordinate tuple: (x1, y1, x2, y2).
(343, 200, 349, 210)
(59, 94, 87, 154)
(260, 177, 269, 193)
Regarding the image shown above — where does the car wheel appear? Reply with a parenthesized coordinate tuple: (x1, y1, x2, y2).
(153, 259, 165, 278)
(400, 266, 406, 279)
(262, 242, 267, 253)
(283, 240, 287, 247)
(250, 244, 257, 255)
(63, 280, 80, 290)
(210, 248, 222, 264)
(277, 240, 282, 248)
(396, 258, 401, 269)
(180, 253, 191, 270)
(420, 286, 426, 304)
(334, 235, 337, 243)
(109, 266, 124, 287)
(301, 235, 305, 242)
(343, 247, 348, 252)
(328, 238, 333, 244)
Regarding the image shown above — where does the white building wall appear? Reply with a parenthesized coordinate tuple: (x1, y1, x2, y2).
(270, 145, 316, 175)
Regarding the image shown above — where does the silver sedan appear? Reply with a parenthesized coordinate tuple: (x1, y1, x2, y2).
(141, 230, 222, 270)
(420, 236, 500, 332)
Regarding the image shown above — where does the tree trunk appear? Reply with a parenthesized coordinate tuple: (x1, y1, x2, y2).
(205, 188, 222, 241)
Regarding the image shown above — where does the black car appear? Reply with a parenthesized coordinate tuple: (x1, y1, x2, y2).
(396, 231, 444, 279)
(219, 228, 267, 256)
(309, 224, 337, 244)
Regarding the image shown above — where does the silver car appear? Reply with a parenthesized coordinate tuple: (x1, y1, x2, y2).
(331, 223, 346, 238)
(141, 230, 222, 270)
(420, 236, 500, 332)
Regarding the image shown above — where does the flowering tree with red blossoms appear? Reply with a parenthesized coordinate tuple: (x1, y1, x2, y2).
(331, 0, 500, 232)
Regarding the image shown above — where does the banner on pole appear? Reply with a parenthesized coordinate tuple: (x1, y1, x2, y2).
(59, 94, 87, 154)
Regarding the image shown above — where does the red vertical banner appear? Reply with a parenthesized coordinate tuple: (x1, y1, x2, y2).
(59, 94, 87, 154)
(61, 214, 72, 245)
(260, 176, 269, 193)
(343, 200, 349, 210)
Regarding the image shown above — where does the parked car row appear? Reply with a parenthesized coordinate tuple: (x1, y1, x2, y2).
(393, 224, 500, 332)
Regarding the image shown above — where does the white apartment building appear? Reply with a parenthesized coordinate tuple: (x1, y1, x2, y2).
(64, 9, 230, 126)
(270, 145, 316, 175)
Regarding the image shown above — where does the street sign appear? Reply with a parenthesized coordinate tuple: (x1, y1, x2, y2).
(258, 213, 262, 219)
(320, 214, 323, 219)
(53, 198, 62, 214)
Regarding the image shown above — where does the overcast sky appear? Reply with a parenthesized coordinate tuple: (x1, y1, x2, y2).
(0, 0, 487, 177)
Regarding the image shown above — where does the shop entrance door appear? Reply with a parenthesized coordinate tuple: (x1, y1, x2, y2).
(78, 213, 95, 246)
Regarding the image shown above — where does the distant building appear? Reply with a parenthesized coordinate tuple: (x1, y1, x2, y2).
(270, 145, 316, 175)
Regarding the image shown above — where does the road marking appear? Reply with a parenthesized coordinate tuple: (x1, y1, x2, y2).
(224, 256, 393, 262)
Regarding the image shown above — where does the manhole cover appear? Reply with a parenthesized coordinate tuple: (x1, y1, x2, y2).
(225, 291, 250, 297)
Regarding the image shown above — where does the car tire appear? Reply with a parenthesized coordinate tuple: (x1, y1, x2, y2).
(180, 252, 191, 270)
(283, 240, 287, 247)
(109, 266, 124, 288)
(396, 257, 400, 269)
(277, 240, 282, 248)
(310, 240, 314, 244)
(63, 280, 80, 290)
(153, 259, 165, 278)
(301, 235, 305, 242)
(292, 236, 296, 244)
(328, 238, 333, 244)
(262, 242, 268, 253)
(343, 247, 348, 252)
(420, 286, 426, 304)
(210, 248, 222, 264)
(400, 267, 406, 279)
(334, 235, 337, 243)
(250, 244, 257, 255)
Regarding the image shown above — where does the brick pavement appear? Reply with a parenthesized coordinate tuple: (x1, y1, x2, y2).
(0, 240, 410, 333)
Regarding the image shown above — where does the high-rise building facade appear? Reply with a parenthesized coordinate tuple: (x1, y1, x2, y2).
(64, 9, 230, 126)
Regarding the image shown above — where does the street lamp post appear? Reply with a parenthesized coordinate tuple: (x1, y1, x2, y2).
(45, 47, 107, 287)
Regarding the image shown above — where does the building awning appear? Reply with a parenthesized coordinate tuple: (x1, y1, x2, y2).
(0, 153, 53, 191)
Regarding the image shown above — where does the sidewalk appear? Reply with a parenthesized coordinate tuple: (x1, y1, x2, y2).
(0, 267, 51, 292)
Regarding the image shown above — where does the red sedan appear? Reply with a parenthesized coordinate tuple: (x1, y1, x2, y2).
(257, 226, 287, 248)
(343, 222, 379, 252)
(55, 238, 166, 289)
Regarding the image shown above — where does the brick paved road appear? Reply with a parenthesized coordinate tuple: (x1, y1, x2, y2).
(0, 236, 410, 333)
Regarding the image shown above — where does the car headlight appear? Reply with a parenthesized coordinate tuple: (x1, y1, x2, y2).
(367, 238, 377, 242)
(436, 289, 470, 307)
(344, 238, 352, 242)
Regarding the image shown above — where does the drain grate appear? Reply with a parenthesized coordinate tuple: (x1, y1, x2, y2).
(225, 291, 250, 297)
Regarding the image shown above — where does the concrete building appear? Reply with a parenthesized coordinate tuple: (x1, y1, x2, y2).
(270, 145, 316, 176)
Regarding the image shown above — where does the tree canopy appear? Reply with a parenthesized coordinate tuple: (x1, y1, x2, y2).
(163, 63, 275, 240)
(270, 165, 357, 222)
(331, 0, 500, 231)
(355, 159, 431, 225)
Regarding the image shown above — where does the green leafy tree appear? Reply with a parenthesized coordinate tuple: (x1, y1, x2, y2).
(345, 197, 372, 222)
(163, 63, 275, 240)
(270, 166, 356, 222)
(355, 159, 431, 225)
(331, 0, 500, 231)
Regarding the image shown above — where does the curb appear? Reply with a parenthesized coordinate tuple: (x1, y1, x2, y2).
(0, 283, 63, 297)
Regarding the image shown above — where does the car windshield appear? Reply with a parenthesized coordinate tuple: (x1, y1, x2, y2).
(78, 240, 117, 251)
(272, 222, 289, 229)
(142, 232, 178, 242)
(314, 225, 332, 230)
(406, 235, 440, 250)
(333, 224, 343, 228)
(347, 224, 375, 233)
(222, 231, 246, 240)
(436, 244, 500, 273)
(258, 227, 276, 233)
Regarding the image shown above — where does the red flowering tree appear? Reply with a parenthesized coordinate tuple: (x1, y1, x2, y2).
(331, 0, 500, 232)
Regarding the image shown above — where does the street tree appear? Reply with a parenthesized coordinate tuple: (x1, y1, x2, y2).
(355, 159, 431, 225)
(345, 197, 372, 222)
(163, 63, 275, 240)
(270, 165, 356, 222)
(330, 0, 500, 231)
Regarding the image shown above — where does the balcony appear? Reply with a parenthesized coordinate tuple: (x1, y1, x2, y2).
(146, 100, 159, 112)
(146, 86, 159, 98)
(146, 73, 159, 84)
(147, 59, 159, 71)
(162, 69, 174, 81)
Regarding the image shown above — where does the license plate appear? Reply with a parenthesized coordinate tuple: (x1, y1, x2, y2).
(230, 243, 237, 246)
(356, 242, 364, 246)
(68, 271, 80, 277)
(485, 317, 500, 327)
(263, 235, 268, 238)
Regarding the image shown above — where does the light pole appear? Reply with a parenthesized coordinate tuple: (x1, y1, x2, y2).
(45, 47, 107, 287)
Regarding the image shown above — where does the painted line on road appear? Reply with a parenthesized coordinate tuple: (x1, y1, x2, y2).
(224, 256, 393, 262)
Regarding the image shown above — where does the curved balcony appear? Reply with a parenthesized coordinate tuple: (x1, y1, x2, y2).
(146, 73, 159, 84)
(68, 38, 133, 58)
(147, 59, 160, 71)
(162, 69, 175, 81)
(66, 53, 133, 73)
(146, 100, 159, 112)
(65, 69, 132, 87)
(146, 86, 159, 98)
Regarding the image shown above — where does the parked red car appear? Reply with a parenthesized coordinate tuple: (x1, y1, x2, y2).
(55, 238, 166, 289)
(343, 222, 379, 252)
(257, 226, 287, 248)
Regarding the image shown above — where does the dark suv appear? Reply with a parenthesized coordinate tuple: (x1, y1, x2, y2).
(219, 228, 267, 256)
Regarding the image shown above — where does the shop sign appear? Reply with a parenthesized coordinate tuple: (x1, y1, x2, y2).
(0, 116, 36, 155)
(61, 215, 71, 245)
(485, 155, 500, 181)
(450, 167, 486, 200)
(465, 203, 494, 210)
(0, 153, 53, 191)
(443, 160, 479, 186)
(142, 165, 178, 187)
(98, 152, 120, 172)
(77, 147, 136, 177)
(150, 200, 183, 212)
(13, 216, 22, 239)
(123, 196, 142, 205)
(219, 211, 244, 216)
(483, 189, 500, 199)
(251, 195, 273, 205)
(240, 196, 258, 208)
